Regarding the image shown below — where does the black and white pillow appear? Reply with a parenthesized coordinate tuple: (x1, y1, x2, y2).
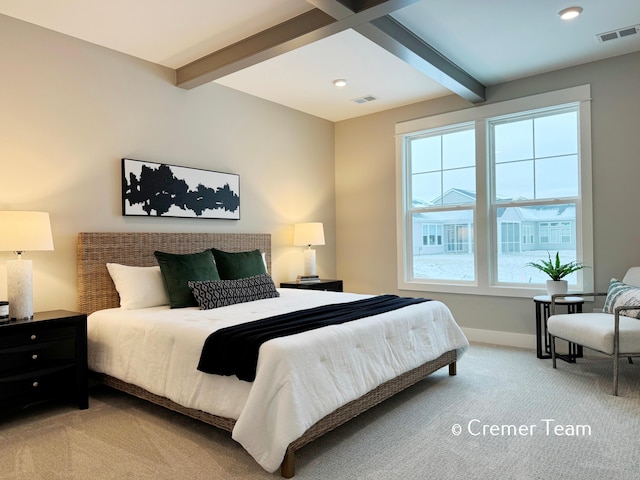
(188, 273, 280, 309)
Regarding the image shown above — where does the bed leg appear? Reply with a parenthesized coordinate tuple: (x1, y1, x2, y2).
(280, 452, 295, 478)
(448, 361, 457, 376)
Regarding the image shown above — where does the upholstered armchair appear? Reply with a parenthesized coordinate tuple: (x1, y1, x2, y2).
(548, 267, 640, 395)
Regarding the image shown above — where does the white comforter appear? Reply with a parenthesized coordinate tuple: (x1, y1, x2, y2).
(87, 289, 468, 472)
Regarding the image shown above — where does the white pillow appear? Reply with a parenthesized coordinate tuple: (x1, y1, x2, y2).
(106, 263, 169, 309)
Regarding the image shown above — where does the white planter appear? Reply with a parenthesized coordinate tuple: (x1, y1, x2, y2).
(546, 279, 568, 296)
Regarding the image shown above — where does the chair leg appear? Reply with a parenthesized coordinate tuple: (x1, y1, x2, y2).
(613, 354, 619, 396)
(550, 334, 557, 368)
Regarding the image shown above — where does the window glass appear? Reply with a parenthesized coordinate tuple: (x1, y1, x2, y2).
(535, 155, 579, 198)
(409, 126, 475, 210)
(496, 205, 577, 283)
(494, 119, 533, 163)
(410, 135, 441, 174)
(534, 111, 578, 158)
(495, 160, 534, 200)
(410, 211, 475, 281)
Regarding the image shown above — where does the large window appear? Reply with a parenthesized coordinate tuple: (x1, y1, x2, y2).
(396, 86, 593, 297)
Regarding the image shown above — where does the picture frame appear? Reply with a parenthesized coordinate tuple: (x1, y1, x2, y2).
(121, 158, 240, 219)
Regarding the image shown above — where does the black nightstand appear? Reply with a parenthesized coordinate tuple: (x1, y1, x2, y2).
(0, 310, 88, 411)
(280, 279, 343, 292)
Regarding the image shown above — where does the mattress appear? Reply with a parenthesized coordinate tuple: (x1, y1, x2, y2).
(87, 288, 468, 472)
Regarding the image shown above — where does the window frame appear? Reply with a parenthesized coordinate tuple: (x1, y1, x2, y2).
(395, 85, 593, 298)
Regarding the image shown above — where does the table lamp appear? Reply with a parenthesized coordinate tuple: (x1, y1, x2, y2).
(293, 222, 325, 277)
(0, 211, 54, 319)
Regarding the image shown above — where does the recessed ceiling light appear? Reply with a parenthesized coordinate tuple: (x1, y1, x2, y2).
(558, 6, 583, 20)
(333, 79, 348, 87)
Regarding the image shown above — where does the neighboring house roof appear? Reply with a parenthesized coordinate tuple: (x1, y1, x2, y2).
(420, 188, 513, 207)
(511, 204, 576, 221)
(413, 201, 575, 224)
(431, 188, 476, 205)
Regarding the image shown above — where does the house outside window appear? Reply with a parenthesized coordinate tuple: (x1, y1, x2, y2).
(396, 86, 593, 297)
(539, 222, 572, 244)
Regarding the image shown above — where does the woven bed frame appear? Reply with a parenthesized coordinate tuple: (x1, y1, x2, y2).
(77, 232, 457, 478)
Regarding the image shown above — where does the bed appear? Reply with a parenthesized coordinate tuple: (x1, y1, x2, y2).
(77, 232, 468, 477)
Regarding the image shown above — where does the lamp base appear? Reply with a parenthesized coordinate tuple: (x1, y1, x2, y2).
(303, 248, 317, 276)
(7, 258, 34, 320)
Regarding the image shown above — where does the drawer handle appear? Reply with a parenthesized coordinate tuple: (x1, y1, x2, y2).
(32, 381, 39, 388)
(32, 354, 38, 360)
(30, 334, 37, 341)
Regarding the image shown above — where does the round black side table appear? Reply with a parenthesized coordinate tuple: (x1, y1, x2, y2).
(533, 295, 584, 363)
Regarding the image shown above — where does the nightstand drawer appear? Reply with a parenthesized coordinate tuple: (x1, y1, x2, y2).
(0, 325, 76, 349)
(0, 337, 77, 374)
(0, 365, 76, 408)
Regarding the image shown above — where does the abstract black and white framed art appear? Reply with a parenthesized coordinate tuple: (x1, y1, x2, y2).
(122, 158, 240, 219)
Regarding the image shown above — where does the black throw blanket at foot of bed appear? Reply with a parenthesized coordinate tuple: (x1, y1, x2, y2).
(198, 294, 429, 382)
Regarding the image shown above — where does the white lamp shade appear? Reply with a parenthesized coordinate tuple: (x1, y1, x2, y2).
(293, 222, 325, 247)
(0, 211, 54, 252)
(0, 211, 54, 319)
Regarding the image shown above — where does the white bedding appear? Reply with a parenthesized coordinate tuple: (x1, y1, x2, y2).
(87, 289, 468, 472)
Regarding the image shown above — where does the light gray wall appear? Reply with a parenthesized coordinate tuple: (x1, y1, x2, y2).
(0, 14, 337, 312)
(335, 52, 640, 342)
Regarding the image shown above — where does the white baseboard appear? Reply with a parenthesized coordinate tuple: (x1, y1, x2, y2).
(461, 327, 609, 358)
(462, 327, 536, 350)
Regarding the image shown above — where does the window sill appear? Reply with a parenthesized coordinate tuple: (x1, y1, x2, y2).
(398, 280, 580, 299)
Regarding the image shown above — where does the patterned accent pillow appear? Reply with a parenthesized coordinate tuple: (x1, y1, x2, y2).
(188, 274, 279, 309)
(602, 279, 640, 318)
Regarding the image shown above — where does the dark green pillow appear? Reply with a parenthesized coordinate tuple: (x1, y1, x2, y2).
(154, 250, 220, 308)
(211, 248, 267, 280)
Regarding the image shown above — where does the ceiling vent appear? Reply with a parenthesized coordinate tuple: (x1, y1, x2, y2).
(597, 25, 639, 43)
(351, 94, 377, 104)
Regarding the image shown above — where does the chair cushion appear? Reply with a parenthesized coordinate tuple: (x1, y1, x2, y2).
(548, 312, 640, 355)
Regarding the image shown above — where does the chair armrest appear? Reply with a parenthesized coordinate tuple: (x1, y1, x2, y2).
(614, 304, 640, 316)
(613, 305, 640, 353)
(550, 292, 608, 315)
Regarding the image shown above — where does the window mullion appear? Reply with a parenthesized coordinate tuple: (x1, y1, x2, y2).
(475, 119, 489, 287)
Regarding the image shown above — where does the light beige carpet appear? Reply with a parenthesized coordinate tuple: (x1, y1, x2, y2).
(1, 343, 638, 479)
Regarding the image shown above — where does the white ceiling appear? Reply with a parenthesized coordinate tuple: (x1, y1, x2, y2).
(1, 0, 639, 121)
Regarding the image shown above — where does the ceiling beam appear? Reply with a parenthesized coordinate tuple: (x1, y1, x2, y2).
(176, 1, 421, 89)
(176, 0, 485, 103)
(306, 0, 421, 18)
(176, 0, 419, 89)
(356, 15, 486, 103)
(176, 9, 335, 89)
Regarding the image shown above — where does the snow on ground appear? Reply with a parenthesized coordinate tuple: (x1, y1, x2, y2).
(413, 250, 580, 284)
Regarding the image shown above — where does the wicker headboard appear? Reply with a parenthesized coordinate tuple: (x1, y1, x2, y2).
(77, 232, 271, 315)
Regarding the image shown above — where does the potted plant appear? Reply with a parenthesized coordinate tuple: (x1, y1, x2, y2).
(526, 251, 588, 295)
